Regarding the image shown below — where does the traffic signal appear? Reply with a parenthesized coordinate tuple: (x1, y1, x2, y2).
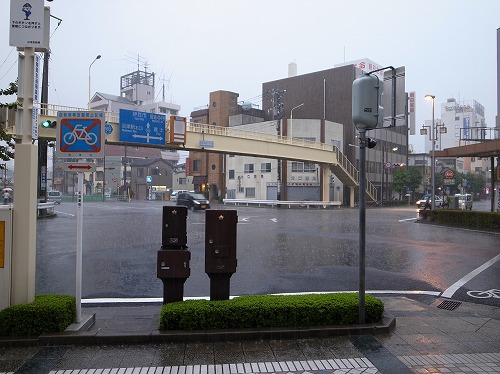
(352, 73, 384, 131)
(366, 137, 377, 148)
(40, 120, 56, 128)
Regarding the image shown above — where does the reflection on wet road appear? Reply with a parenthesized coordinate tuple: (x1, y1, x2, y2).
(36, 201, 499, 307)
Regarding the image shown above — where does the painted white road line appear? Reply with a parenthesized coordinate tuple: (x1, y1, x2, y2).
(81, 290, 441, 304)
(398, 218, 417, 222)
(54, 210, 75, 217)
(441, 253, 500, 298)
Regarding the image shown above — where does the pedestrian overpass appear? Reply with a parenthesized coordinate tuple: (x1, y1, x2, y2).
(6, 104, 378, 206)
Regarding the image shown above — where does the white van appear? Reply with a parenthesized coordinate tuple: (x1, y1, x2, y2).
(455, 193, 472, 210)
(47, 190, 62, 204)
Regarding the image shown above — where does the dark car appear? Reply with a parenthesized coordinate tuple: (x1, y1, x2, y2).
(176, 192, 210, 211)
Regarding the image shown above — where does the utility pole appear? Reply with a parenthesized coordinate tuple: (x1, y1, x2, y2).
(38, 50, 50, 201)
(270, 89, 285, 200)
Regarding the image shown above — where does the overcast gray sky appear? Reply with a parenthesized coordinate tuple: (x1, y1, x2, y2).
(2, 0, 499, 153)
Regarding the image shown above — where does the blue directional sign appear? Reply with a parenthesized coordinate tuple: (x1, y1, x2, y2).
(119, 109, 166, 145)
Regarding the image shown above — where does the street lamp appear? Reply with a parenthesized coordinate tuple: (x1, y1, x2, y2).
(88, 54, 101, 109)
(290, 103, 304, 139)
(425, 94, 436, 209)
(381, 145, 398, 204)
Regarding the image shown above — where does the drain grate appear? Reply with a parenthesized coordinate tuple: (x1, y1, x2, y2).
(437, 300, 462, 311)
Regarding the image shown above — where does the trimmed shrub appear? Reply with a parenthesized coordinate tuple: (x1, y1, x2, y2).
(0, 294, 76, 336)
(160, 293, 384, 331)
(419, 209, 500, 230)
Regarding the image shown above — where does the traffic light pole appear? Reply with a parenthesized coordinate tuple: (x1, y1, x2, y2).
(358, 130, 367, 324)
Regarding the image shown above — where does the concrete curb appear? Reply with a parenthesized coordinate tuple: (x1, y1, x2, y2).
(0, 313, 395, 347)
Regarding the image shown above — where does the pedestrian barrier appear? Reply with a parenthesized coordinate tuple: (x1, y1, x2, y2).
(223, 199, 341, 208)
(37, 202, 55, 217)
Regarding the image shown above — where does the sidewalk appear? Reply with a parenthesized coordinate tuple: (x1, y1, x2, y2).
(1, 296, 499, 373)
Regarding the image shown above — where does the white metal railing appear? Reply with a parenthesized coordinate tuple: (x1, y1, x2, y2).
(223, 199, 341, 208)
(37, 201, 55, 217)
(186, 122, 335, 152)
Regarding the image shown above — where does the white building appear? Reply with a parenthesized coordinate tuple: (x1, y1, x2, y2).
(89, 70, 180, 116)
(422, 98, 487, 174)
(225, 117, 344, 201)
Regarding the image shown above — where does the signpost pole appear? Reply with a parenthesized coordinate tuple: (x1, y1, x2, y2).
(76, 172, 83, 323)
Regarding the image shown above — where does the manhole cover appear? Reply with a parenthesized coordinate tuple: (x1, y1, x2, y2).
(437, 300, 461, 311)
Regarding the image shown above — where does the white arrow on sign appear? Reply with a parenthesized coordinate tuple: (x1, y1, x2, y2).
(270, 218, 278, 223)
(132, 133, 164, 142)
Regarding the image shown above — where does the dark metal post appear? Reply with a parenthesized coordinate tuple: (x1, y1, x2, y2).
(358, 130, 367, 324)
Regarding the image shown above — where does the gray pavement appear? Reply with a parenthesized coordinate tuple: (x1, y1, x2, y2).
(1, 296, 500, 374)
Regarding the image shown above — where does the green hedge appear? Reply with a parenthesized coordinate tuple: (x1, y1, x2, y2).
(160, 293, 384, 331)
(419, 209, 500, 230)
(0, 294, 75, 337)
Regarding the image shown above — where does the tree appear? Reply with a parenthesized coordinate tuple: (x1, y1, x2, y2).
(391, 166, 423, 200)
(0, 81, 17, 166)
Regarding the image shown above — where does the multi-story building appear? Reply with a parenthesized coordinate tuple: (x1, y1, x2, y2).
(189, 63, 408, 204)
(53, 68, 182, 196)
(129, 158, 175, 200)
(421, 98, 488, 178)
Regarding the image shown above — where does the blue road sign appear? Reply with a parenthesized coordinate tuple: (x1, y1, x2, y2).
(119, 109, 166, 145)
(56, 111, 105, 158)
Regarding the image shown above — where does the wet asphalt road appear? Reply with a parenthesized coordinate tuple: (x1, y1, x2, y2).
(36, 200, 499, 307)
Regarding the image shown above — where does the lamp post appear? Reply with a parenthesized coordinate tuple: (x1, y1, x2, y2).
(425, 94, 436, 209)
(88, 54, 101, 109)
(290, 103, 304, 139)
(381, 145, 398, 204)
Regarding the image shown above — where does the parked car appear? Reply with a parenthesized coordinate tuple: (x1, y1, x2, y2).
(176, 192, 210, 211)
(455, 193, 473, 210)
(170, 190, 188, 202)
(416, 194, 443, 209)
(47, 190, 62, 204)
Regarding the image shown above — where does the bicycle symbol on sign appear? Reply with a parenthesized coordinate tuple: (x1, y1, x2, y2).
(466, 289, 500, 299)
(63, 124, 98, 146)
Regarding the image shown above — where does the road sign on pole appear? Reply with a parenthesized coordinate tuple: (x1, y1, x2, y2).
(119, 109, 166, 145)
(56, 111, 105, 158)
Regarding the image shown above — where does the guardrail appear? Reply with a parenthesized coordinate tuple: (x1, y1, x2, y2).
(223, 199, 341, 209)
(37, 202, 56, 217)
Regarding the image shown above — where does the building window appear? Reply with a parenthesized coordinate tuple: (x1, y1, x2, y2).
(137, 168, 144, 177)
(95, 171, 104, 181)
(178, 177, 186, 185)
(304, 163, 315, 172)
(292, 162, 315, 173)
(193, 160, 201, 171)
(229, 170, 235, 179)
(261, 162, 271, 173)
(292, 161, 303, 172)
(152, 167, 161, 175)
(245, 187, 255, 198)
(244, 164, 254, 173)
(211, 164, 216, 171)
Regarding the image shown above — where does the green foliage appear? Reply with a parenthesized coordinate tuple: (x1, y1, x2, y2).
(0, 294, 76, 336)
(0, 81, 17, 164)
(159, 293, 384, 331)
(419, 209, 500, 230)
(391, 167, 422, 197)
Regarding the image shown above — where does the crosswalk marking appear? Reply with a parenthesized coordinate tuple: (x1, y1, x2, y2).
(41, 353, 500, 374)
